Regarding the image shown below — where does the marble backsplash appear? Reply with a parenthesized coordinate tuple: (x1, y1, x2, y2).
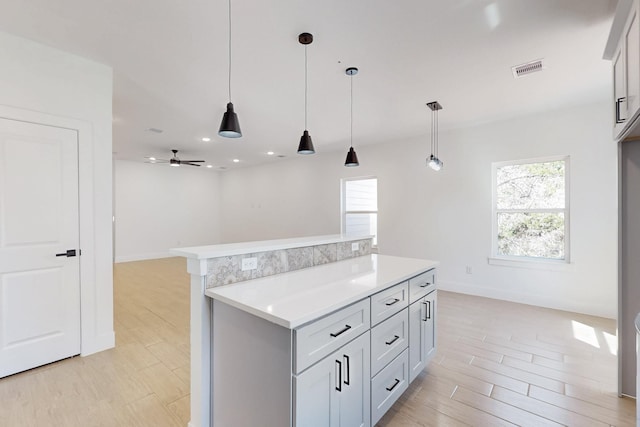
(206, 238, 372, 288)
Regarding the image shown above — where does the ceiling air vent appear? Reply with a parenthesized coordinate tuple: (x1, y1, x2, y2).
(512, 59, 544, 78)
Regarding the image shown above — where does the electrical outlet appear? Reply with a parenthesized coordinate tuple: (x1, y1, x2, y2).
(352, 242, 359, 251)
(242, 257, 258, 271)
(465, 266, 472, 274)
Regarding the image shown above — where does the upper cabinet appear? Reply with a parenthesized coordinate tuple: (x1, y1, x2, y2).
(606, 0, 640, 140)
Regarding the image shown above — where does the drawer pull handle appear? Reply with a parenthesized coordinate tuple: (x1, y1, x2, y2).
(335, 360, 342, 392)
(419, 282, 430, 288)
(386, 378, 400, 392)
(422, 301, 428, 321)
(385, 298, 400, 306)
(427, 300, 432, 320)
(343, 355, 350, 385)
(330, 325, 352, 337)
(385, 335, 400, 346)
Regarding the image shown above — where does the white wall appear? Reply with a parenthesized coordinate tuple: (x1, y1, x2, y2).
(220, 100, 617, 318)
(0, 31, 114, 354)
(114, 160, 222, 262)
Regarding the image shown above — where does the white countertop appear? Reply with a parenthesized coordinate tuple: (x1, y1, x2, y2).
(205, 254, 438, 329)
(170, 234, 372, 260)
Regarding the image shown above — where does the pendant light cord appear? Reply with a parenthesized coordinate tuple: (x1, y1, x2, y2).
(435, 109, 439, 158)
(430, 108, 436, 156)
(350, 74, 354, 148)
(228, 0, 232, 102)
(304, 45, 308, 130)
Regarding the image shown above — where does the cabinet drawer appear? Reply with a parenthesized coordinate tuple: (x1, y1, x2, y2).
(371, 308, 408, 376)
(408, 269, 435, 304)
(294, 299, 370, 374)
(371, 348, 409, 426)
(371, 281, 408, 326)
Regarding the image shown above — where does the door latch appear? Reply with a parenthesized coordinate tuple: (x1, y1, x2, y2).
(56, 249, 77, 257)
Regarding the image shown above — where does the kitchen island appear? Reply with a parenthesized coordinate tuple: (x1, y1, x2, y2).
(172, 235, 437, 427)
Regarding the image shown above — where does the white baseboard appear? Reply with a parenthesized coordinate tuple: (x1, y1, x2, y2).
(81, 331, 115, 356)
(114, 251, 173, 263)
(438, 280, 615, 320)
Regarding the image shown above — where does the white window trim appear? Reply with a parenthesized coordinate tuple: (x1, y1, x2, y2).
(490, 155, 570, 264)
(341, 176, 378, 247)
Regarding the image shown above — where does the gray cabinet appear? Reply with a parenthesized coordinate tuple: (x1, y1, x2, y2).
(409, 290, 437, 383)
(610, 0, 640, 139)
(294, 332, 371, 427)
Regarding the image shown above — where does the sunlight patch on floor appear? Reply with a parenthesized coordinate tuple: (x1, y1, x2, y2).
(571, 320, 600, 349)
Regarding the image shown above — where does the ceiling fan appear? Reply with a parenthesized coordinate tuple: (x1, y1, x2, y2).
(145, 149, 205, 167)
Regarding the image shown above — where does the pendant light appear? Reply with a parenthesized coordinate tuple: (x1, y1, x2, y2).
(344, 67, 359, 167)
(426, 101, 443, 171)
(297, 33, 315, 154)
(218, 0, 242, 138)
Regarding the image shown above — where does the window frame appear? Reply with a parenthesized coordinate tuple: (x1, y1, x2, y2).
(341, 176, 378, 247)
(491, 155, 570, 264)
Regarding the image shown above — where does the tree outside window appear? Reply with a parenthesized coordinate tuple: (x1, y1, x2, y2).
(493, 157, 569, 261)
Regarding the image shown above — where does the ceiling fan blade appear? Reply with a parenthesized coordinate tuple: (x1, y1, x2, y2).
(182, 162, 202, 167)
(145, 160, 169, 164)
(179, 160, 205, 163)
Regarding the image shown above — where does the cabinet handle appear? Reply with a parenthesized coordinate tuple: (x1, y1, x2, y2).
(616, 97, 627, 124)
(385, 298, 400, 306)
(419, 282, 430, 288)
(335, 360, 342, 392)
(427, 300, 432, 320)
(386, 378, 400, 392)
(422, 301, 428, 321)
(343, 355, 350, 385)
(385, 335, 400, 346)
(330, 324, 351, 338)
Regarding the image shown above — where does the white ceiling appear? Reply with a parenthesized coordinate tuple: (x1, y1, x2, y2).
(0, 0, 617, 169)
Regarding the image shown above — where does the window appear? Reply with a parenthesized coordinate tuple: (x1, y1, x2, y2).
(342, 177, 378, 246)
(492, 157, 569, 261)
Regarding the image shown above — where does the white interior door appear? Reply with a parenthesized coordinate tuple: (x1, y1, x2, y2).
(0, 118, 80, 378)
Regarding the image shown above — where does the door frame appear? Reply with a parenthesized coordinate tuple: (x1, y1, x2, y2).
(0, 104, 106, 356)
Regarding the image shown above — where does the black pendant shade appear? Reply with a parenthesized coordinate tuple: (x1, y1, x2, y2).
(344, 67, 360, 167)
(344, 147, 359, 167)
(218, 102, 242, 138)
(297, 130, 315, 154)
(297, 33, 315, 155)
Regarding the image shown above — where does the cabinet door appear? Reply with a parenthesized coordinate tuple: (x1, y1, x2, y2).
(424, 291, 437, 363)
(294, 352, 340, 427)
(408, 291, 437, 383)
(408, 299, 425, 383)
(614, 42, 628, 137)
(294, 332, 370, 427)
(337, 332, 371, 427)
(625, 0, 640, 122)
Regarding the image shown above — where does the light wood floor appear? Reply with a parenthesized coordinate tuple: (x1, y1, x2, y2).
(0, 257, 635, 426)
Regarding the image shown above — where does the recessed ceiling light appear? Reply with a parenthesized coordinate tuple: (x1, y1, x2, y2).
(233, 159, 240, 163)
(206, 164, 213, 168)
(149, 157, 156, 161)
(202, 137, 211, 142)
(267, 151, 275, 156)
